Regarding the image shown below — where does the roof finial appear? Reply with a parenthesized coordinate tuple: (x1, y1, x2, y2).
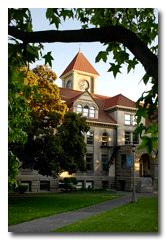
(79, 44, 81, 53)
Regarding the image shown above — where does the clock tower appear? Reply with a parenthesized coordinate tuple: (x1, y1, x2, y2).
(60, 49, 99, 93)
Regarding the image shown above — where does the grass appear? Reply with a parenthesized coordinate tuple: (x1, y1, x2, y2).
(8, 194, 122, 226)
(52, 197, 158, 232)
(9, 190, 116, 196)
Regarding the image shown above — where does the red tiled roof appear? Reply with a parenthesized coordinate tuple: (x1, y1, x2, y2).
(59, 88, 117, 124)
(59, 88, 82, 105)
(104, 94, 136, 109)
(59, 89, 139, 125)
(60, 51, 99, 78)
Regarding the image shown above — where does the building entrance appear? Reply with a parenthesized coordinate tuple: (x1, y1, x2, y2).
(139, 154, 151, 177)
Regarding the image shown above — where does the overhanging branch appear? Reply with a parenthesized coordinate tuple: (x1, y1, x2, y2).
(8, 25, 158, 82)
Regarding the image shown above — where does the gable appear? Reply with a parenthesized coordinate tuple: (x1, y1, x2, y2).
(59, 88, 117, 125)
(73, 91, 98, 109)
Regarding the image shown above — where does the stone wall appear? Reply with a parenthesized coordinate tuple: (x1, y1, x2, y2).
(114, 145, 158, 192)
(114, 146, 132, 191)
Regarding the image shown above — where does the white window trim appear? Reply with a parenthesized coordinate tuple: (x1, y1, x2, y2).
(125, 114, 131, 125)
(125, 114, 137, 126)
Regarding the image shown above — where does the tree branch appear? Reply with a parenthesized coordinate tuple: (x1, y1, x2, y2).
(8, 25, 158, 82)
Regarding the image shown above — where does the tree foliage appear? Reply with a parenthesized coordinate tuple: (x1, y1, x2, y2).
(8, 8, 40, 188)
(8, 8, 56, 188)
(9, 66, 89, 178)
(57, 112, 89, 174)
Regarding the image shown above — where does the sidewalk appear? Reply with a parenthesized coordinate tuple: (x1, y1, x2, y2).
(8, 191, 158, 233)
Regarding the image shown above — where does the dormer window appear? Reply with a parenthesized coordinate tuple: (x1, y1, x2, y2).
(102, 132, 109, 146)
(76, 104, 96, 118)
(90, 106, 95, 118)
(77, 104, 82, 114)
(83, 105, 89, 117)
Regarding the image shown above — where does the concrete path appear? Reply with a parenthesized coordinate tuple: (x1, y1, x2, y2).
(8, 191, 158, 233)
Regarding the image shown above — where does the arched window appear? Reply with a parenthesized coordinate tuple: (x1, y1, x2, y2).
(102, 132, 109, 146)
(83, 105, 89, 117)
(90, 106, 95, 118)
(77, 104, 82, 114)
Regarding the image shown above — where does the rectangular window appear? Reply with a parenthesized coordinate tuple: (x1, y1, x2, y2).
(102, 133, 108, 146)
(132, 115, 137, 125)
(121, 154, 126, 168)
(86, 153, 93, 171)
(133, 132, 139, 144)
(102, 181, 109, 189)
(102, 154, 108, 172)
(87, 130, 94, 144)
(21, 181, 31, 192)
(59, 180, 65, 189)
(83, 106, 89, 117)
(125, 114, 131, 125)
(40, 181, 50, 191)
(76, 181, 84, 189)
(125, 131, 131, 144)
(90, 106, 95, 118)
(86, 181, 94, 188)
(77, 104, 82, 114)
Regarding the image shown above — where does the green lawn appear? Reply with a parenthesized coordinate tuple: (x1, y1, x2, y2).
(52, 197, 158, 232)
(8, 194, 122, 226)
(9, 190, 116, 196)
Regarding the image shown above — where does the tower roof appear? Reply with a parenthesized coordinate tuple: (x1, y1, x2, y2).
(60, 50, 100, 78)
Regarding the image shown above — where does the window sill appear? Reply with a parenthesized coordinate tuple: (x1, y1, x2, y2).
(100, 145, 112, 148)
(124, 143, 139, 146)
(124, 124, 137, 127)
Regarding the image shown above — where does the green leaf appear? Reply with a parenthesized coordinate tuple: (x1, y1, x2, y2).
(46, 8, 54, 19)
(50, 15, 61, 29)
(136, 105, 148, 125)
(126, 58, 139, 73)
(143, 73, 150, 85)
(138, 136, 152, 155)
(95, 51, 108, 63)
(26, 44, 39, 59)
(138, 136, 158, 156)
(108, 63, 122, 78)
(42, 51, 54, 67)
(113, 50, 129, 65)
(145, 122, 158, 137)
(134, 123, 146, 138)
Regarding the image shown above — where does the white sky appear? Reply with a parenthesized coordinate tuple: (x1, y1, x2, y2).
(29, 8, 158, 102)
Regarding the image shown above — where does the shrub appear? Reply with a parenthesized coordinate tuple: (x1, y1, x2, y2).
(60, 177, 78, 191)
(64, 177, 71, 183)
(18, 184, 28, 194)
(70, 177, 78, 185)
(65, 183, 73, 190)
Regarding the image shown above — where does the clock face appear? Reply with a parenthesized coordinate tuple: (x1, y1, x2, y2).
(79, 80, 89, 91)
(66, 80, 72, 89)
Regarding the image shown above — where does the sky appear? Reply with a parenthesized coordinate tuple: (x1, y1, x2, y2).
(29, 8, 158, 102)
